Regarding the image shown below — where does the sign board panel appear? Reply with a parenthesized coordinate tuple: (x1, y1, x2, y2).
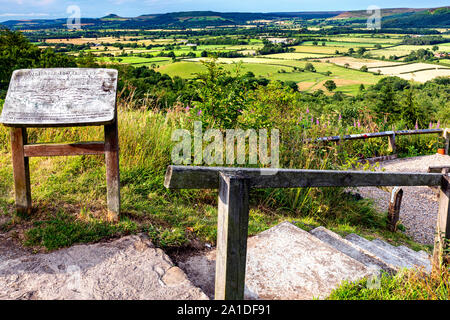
(0, 68, 118, 127)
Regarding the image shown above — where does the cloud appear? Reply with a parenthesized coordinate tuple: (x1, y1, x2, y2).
(1, 0, 55, 5)
(0, 12, 50, 16)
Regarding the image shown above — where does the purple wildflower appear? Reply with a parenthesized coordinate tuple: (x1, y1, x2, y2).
(437, 121, 440, 129)
(415, 121, 418, 130)
(429, 122, 432, 129)
(197, 110, 202, 116)
(338, 114, 342, 121)
(306, 107, 310, 114)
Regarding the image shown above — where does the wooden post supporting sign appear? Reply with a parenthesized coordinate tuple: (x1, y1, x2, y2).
(0, 68, 121, 220)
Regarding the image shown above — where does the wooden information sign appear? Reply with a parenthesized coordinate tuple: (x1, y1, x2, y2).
(0, 68, 120, 220)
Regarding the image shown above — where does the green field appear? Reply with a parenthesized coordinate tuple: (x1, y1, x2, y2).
(370, 45, 437, 58)
(157, 57, 381, 95)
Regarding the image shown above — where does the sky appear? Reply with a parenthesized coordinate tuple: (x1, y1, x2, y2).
(0, 0, 449, 22)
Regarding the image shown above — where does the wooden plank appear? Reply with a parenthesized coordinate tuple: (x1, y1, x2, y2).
(164, 166, 443, 190)
(387, 187, 403, 232)
(433, 173, 450, 272)
(215, 173, 250, 300)
(0, 69, 118, 127)
(444, 129, 449, 155)
(10, 128, 31, 215)
(388, 134, 396, 153)
(104, 119, 120, 221)
(24, 142, 106, 157)
(313, 129, 444, 143)
(428, 166, 450, 174)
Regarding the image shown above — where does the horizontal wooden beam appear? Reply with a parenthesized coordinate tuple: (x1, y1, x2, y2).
(428, 166, 450, 174)
(164, 166, 443, 190)
(314, 129, 445, 143)
(23, 142, 106, 157)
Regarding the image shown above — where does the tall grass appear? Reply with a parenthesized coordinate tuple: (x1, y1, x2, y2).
(328, 267, 450, 300)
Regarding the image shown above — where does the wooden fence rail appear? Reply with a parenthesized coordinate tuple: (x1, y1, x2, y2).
(312, 128, 449, 155)
(165, 165, 450, 300)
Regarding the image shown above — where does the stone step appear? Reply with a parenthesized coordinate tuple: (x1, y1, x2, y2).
(371, 239, 431, 273)
(418, 250, 431, 261)
(395, 246, 432, 273)
(310, 227, 396, 274)
(178, 222, 373, 300)
(345, 234, 414, 270)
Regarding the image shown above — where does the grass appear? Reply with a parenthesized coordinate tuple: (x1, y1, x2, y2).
(0, 102, 432, 253)
(158, 59, 380, 95)
(328, 268, 450, 300)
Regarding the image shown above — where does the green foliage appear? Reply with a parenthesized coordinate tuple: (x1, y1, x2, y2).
(192, 60, 250, 128)
(24, 211, 138, 251)
(324, 80, 337, 92)
(328, 268, 449, 300)
(0, 28, 76, 98)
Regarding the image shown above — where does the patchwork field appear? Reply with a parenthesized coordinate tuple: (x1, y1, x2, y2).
(315, 56, 404, 69)
(264, 52, 333, 59)
(369, 45, 447, 58)
(368, 62, 450, 75)
(397, 69, 450, 82)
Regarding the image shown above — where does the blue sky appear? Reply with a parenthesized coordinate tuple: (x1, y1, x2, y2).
(0, 0, 448, 21)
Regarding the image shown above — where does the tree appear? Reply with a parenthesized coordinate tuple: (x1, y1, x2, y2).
(432, 45, 439, 51)
(360, 65, 368, 72)
(305, 63, 315, 72)
(348, 48, 355, 55)
(324, 80, 337, 92)
(357, 47, 367, 55)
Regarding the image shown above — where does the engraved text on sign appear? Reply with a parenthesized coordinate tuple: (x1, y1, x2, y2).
(0, 68, 118, 127)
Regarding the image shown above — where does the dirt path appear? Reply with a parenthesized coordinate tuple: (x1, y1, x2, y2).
(0, 233, 208, 300)
(356, 154, 450, 245)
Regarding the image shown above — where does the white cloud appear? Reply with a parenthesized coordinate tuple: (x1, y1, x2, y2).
(0, 12, 50, 16)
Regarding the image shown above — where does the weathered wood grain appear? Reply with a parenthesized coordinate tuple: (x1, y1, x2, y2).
(10, 128, 31, 215)
(215, 173, 250, 300)
(428, 166, 450, 174)
(23, 142, 106, 157)
(388, 134, 396, 153)
(433, 173, 450, 272)
(105, 119, 120, 221)
(164, 166, 443, 190)
(388, 187, 403, 232)
(0, 68, 118, 127)
(313, 129, 444, 143)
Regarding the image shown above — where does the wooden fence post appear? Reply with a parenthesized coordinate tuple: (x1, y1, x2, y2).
(215, 172, 250, 300)
(10, 127, 31, 215)
(433, 171, 450, 273)
(444, 129, 449, 155)
(388, 133, 396, 154)
(388, 187, 403, 232)
(104, 118, 120, 221)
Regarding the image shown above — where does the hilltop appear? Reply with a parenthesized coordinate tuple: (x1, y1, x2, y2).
(2, 7, 449, 29)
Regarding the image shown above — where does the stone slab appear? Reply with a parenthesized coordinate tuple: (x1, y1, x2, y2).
(0, 234, 208, 300)
(310, 227, 396, 273)
(346, 234, 413, 270)
(371, 239, 431, 273)
(0, 68, 118, 127)
(178, 222, 372, 300)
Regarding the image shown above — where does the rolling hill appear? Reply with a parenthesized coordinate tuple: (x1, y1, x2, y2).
(1, 8, 449, 29)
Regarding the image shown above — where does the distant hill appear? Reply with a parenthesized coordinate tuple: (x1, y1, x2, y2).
(1, 8, 449, 29)
(330, 8, 427, 20)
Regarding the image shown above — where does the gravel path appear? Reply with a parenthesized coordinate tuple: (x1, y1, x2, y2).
(356, 154, 450, 245)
